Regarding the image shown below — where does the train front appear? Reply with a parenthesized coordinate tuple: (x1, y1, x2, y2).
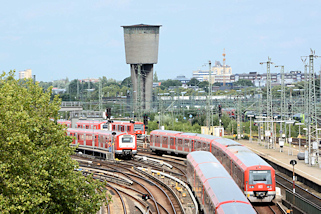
(244, 166, 276, 202)
(133, 123, 145, 139)
(115, 133, 137, 158)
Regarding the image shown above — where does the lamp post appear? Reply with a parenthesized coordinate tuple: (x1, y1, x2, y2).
(248, 115, 254, 143)
(290, 160, 297, 193)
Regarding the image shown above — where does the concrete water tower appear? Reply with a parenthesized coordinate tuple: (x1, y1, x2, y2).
(121, 24, 161, 112)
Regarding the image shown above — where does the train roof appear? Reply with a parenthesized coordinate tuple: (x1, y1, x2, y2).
(188, 152, 255, 213)
(225, 145, 271, 167)
(67, 128, 130, 136)
(218, 203, 256, 214)
(151, 130, 182, 134)
(111, 120, 143, 124)
(193, 135, 271, 168)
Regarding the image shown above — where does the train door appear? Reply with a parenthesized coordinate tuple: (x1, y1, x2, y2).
(177, 138, 183, 151)
(155, 135, 160, 147)
(162, 136, 168, 148)
(170, 137, 175, 150)
(191, 140, 195, 152)
(184, 139, 190, 152)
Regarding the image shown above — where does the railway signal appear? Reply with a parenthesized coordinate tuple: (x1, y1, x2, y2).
(142, 194, 150, 201)
(143, 114, 148, 125)
(105, 108, 111, 119)
(290, 160, 297, 193)
(218, 105, 222, 118)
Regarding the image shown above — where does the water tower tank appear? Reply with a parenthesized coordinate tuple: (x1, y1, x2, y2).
(122, 24, 161, 64)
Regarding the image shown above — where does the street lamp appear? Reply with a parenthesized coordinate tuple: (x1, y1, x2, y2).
(290, 160, 297, 193)
(248, 115, 254, 143)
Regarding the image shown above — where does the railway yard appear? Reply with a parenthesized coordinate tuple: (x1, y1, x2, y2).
(73, 138, 321, 214)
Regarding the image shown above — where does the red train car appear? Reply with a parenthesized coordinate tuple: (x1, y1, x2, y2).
(187, 151, 256, 214)
(67, 128, 137, 158)
(150, 130, 276, 203)
(57, 119, 71, 128)
(75, 120, 146, 139)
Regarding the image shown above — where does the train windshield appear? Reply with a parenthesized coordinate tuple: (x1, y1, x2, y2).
(134, 124, 144, 131)
(122, 137, 133, 143)
(249, 170, 272, 184)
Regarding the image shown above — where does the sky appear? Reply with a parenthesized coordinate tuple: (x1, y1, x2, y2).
(1, 0, 321, 82)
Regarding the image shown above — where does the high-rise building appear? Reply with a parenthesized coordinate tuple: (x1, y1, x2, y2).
(19, 69, 32, 79)
(193, 61, 232, 83)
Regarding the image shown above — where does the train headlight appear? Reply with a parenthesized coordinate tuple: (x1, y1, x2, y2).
(267, 186, 271, 188)
(249, 186, 254, 188)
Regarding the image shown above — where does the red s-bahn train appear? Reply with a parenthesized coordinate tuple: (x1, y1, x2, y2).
(59, 119, 146, 139)
(67, 128, 137, 158)
(150, 130, 276, 203)
(187, 151, 256, 214)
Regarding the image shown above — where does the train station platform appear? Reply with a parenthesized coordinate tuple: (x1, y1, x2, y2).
(236, 139, 321, 187)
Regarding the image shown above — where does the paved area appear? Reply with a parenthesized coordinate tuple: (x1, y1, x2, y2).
(236, 139, 321, 186)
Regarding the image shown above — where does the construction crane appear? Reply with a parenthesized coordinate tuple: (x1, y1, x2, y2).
(223, 49, 226, 86)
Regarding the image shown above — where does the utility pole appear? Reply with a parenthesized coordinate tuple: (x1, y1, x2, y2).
(207, 60, 212, 132)
(99, 80, 102, 111)
(237, 92, 242, 140)
(260, 57, 274, 149)
(77, 79, 79, 100)
(301, 49, 319, 165)
(276, 65, 285, 134)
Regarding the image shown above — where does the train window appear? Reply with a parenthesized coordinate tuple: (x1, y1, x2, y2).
(118, 126, 121, 132)
(112, 125, 116, 130)
(249, 170, 272, 184)
(102, 124, 108, 129)
(163, 137, 168, 145)
(122, 136, 133, 143)
(156, 136, 160, 144)
(134, 124, 144, 131)
(150, 135, 153, 142)
(86, 125, 89, 129)
(178, 139, 183, 147)
(170, 138, 174, 146)
(127, 126, 131, 132)
(184, 139, 189, 148)
(121, 126, 124, 132)
(197, 141, 201, 150)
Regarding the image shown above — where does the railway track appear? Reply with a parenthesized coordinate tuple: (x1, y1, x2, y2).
(73, 155, 191, 214)
(252, 202, 283, 214)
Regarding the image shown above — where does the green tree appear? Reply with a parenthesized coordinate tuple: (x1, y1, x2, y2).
(160, 79, 182, 88)
(121, 76, 132, 88)
(153, 71, 158, 82)
(187, 78, 199, 86)
(0, 71, 107, 213)
(234, 79, 254, 87)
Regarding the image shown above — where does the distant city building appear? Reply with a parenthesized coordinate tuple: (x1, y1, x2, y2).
(81, 78, 100, 83)
(19, 69, 32, 79)
(193, 61, 232, 84)
(174, 75, 190, 85)
(230, 71, 306, 87)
